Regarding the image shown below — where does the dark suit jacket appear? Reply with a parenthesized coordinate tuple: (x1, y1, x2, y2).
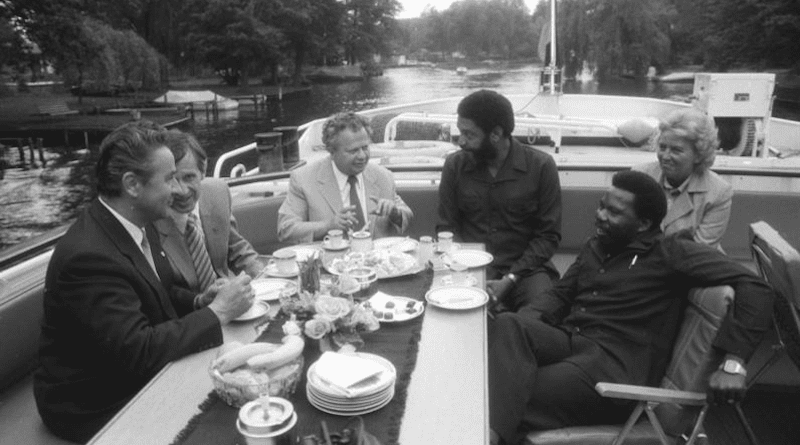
(34, 199, 223, 442)
(154, 178, 262, 305)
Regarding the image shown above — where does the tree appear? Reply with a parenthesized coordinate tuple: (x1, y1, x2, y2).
(184, 0, 284, 86)
(1, 2, 29, 83)
(341, 0, 401, 65)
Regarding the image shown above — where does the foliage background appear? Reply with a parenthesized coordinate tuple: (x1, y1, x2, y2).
(2, 0, 799, 90)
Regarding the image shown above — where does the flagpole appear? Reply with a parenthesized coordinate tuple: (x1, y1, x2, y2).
(549, 0, 557, 93)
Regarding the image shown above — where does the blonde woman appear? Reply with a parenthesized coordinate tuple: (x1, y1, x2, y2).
(633, 108, 733, 250)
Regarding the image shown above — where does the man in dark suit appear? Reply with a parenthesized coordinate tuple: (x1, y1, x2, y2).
(34, 121, 254, 442)
(154, 130, 263, 311)
(489, 170, 774, 445)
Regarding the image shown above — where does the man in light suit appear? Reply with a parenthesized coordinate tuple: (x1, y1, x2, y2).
(155, 130, 263, 311)
(278, 112, 413, 244)
(35, 121, 253, 442)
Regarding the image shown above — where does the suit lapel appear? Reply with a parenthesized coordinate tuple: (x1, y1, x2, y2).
(364, 166, 380, 215)
(662, 173, 709, 228)
(317, 160, 344, 213)
(154, 217, 199, 289)
(90, 201, 176, 318)
(199, 195, 226, 274)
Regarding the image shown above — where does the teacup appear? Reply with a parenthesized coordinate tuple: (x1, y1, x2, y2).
(437, 231, 454, 253)
(268, 249, 297, 275)
(323, 229, 345, 249)
(449, 261, 470, 285)
(350, 231, 373, 252)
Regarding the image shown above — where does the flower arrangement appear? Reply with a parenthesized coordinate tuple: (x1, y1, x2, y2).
(280, 291, 380, 350)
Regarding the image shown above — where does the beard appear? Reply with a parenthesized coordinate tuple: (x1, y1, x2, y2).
(595, 220, 638, 253)
(463, 135, 497, 165)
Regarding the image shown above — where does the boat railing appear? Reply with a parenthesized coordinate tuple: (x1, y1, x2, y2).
(383, 112, 623, 144)
(212, 121, 315, 178)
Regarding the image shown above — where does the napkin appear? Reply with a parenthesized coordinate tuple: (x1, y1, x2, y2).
(313, 351, 386, 391)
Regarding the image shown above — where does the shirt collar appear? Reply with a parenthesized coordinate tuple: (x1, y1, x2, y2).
(463, 138, 527, 173)
(98, 196, 147, 247)
(590, 227, 663, 259)
(168, 203, 200, 234)
(661, 174, 691, 197)
(330, 159, 363, 193)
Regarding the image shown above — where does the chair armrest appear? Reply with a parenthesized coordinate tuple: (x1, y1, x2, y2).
(595, 382, 706, 406)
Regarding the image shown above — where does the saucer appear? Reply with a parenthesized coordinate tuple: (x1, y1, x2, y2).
(252, 278, 297, 301)
(263, 263, 299, 278)
(234, 301, 270, 321)
(322, 240, 350, 251)
(435, 242, 461, 254)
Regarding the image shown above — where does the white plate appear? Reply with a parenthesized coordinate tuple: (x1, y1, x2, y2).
(279, 245, 321, 262)
(322, 239, 350, 251)
(372, 237, 419, 253)
(361, 295, 424, 323)
(446, 249, 494, 268)
(307, 352, 396, 399)
(234, 301, 270, 321)
(434, 273, 478, 288)
(261, 262, 299, 278)
(251, 278, 296, 302)
(307, 386, 394, 416)
(425, 286, 489, 310)
(325, 250, 420, 279)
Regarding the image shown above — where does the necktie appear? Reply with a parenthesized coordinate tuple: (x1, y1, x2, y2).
(348, 175, 366, 230)
(185, 213, 217, 291)
(140, 230, 160, 279)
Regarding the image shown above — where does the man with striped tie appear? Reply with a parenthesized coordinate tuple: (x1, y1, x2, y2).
(155, 130, 264, 312)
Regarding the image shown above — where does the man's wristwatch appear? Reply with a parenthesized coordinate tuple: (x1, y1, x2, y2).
(720, 359, 747, 377)
(504, 273, 519, 285)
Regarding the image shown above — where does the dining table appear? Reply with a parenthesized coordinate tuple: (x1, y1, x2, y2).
(86, 242, 490, 445)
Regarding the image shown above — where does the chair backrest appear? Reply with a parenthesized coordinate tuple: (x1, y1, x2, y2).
(749, 221, 800, 372)
(656, 285, 734, 436)
(750, 221, 800, 310)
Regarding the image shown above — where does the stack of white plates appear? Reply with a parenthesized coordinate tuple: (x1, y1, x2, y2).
(306, 352, 396, 416)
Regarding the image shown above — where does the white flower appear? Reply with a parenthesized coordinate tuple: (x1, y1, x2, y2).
(282, 319, 302, 336)
(314, 295, 352, 321)
(304, 316, 334, 339)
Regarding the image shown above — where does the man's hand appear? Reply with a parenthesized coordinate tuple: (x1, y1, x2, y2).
(195, 277, 230, 309)
(486, 276, 515, 308)
(371, 198, 401, 224)
(707, 355, 748, 405)
(207, 272, 253, 324)
(329, 205, 359, 231)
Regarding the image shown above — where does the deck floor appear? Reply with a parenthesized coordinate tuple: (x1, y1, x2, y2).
(706, 385, 800, 445)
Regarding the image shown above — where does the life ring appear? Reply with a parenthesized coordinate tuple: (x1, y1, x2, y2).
(230, 163, 247, 177)
(720, 118, 757, 157)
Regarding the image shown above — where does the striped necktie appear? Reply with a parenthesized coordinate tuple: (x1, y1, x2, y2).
(185, 213, 217, 291)
(348, 175, 366, 230)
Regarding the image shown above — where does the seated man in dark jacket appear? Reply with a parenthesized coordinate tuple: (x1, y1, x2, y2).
(437, 90, 562, 311)
(34, 121, 254, 442)
(489, 170, 774, 445)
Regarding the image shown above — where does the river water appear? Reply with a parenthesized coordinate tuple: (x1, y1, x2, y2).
(0, 63, 795, 251)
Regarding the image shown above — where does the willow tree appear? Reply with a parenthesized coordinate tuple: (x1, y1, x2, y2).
(555, 0, 673, 79)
